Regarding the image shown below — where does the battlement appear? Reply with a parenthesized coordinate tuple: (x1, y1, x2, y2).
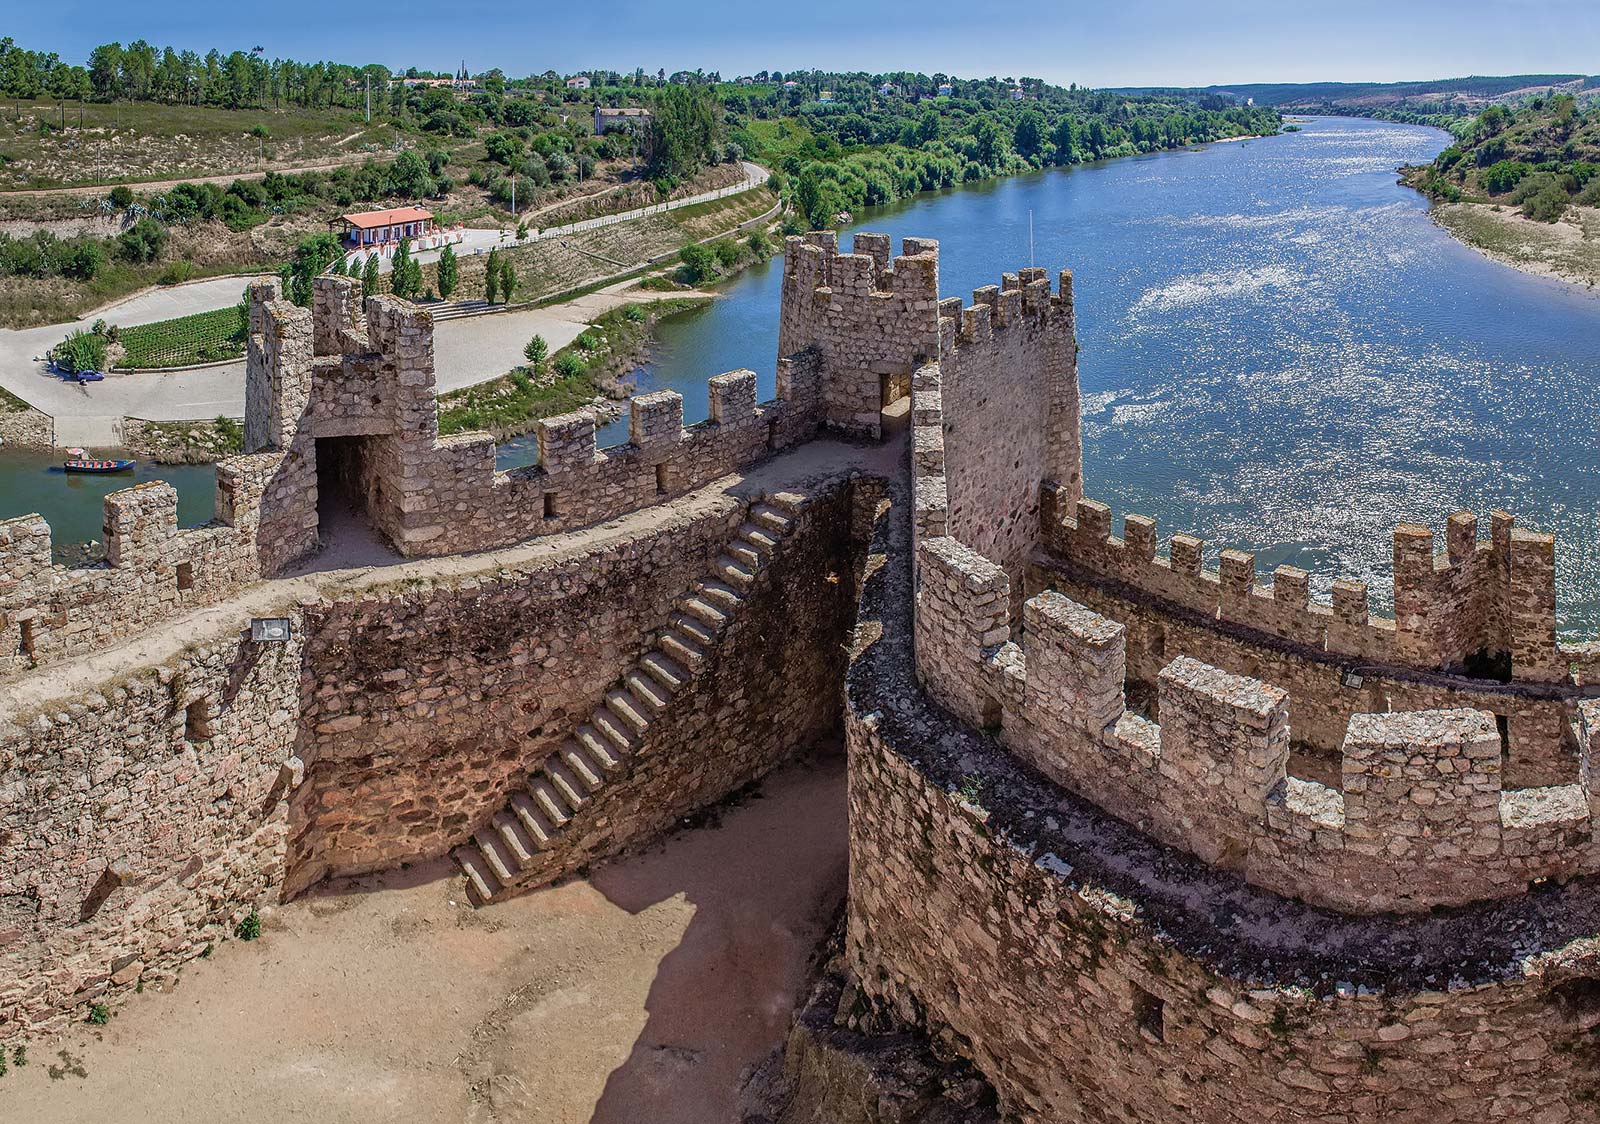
(1043, 492, 1564, 684)
(914, 532, 1597, 913)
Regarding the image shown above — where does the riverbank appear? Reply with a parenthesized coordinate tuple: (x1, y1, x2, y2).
(1429, 199, 1600, 291)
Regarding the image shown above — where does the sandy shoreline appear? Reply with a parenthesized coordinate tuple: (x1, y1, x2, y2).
(1429, 198, 1600, 295)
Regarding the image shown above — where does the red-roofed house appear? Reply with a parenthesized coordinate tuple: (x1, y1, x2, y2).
(336, 205, 439, 251)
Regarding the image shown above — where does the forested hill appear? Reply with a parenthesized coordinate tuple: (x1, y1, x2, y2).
(1409, 94, 1600, 220)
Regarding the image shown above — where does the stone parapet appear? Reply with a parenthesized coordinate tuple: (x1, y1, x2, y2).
(915, 533, 1597, 913)
(1047, 494, 1563, 683)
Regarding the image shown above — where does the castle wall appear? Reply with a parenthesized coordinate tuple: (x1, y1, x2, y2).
(778, 233, 941, 439)
(1029, 551, 1579, 788)
(933, 269, 1079, 589)
(915, 534, 1596, 913)
(1045, 495, 1564, 683)
(0, 629, 304, 1039)
(287, 483, 860, 884)
(848, 488, 1600, 1124)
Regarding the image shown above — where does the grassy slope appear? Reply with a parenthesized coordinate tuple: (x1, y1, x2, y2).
(0, 99, 406, 189)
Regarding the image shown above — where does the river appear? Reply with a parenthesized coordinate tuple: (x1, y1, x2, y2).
(8, 117, 1600, 632)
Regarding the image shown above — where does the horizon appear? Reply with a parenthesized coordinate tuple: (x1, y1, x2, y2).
(6, 0, 1600, 92)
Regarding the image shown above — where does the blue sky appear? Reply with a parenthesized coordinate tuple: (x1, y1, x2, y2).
(9, 0, 1600, 89)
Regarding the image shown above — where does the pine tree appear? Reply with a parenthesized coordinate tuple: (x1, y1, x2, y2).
(499, 256, 517, 303)
(438, 244, 458, 300)
(362, 253, 380, 298)
(391, 239, 414, 299)
(485, 248, 500, 304)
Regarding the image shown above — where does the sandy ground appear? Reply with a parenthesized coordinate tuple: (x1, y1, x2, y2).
(1433, 201, 1600, 292)
(0, 750, 847, 1124)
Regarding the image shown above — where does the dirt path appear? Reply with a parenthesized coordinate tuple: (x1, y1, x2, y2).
(1, 157, 370, 198)
(0, 751, 847, 1124)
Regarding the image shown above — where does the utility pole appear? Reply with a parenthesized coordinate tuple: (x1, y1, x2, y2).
(511, 171, 516, 216)
(365, 77, 371, 123)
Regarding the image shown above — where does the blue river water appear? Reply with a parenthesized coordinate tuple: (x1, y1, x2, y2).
(8, 117, 1600, 632)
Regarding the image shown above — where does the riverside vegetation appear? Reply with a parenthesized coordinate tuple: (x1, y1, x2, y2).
(0, 36, 1280, 328)
(1405, 93, 1600, 286)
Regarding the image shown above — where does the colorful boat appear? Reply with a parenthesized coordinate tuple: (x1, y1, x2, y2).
(63, 458, 135, 474)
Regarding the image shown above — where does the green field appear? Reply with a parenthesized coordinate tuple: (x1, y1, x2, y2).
(115, 304, 248, 368)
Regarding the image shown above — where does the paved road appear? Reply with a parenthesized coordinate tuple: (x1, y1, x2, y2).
(0, 280, 695, 445)
(352, 161, 769, 274)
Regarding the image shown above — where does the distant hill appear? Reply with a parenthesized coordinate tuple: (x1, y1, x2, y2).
(1113, 75, 1600, 121)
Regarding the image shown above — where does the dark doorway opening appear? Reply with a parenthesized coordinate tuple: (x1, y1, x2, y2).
(878, 369, 912, 440)
(314, 436, 395, 563)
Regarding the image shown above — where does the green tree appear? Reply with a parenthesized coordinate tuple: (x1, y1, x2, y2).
(499, 255, 518, 303)
(524, 333, 548, 372)
(972, 117, 1007, 169)
(1014, 110, 1045, 160)
(437, 244, 458, 300)
(484, 248, 500, 303)
(644, 83, 721, 183)
(388, 150, 434, 198)
(390, 238, 416, 298)
(362, 252, 380, 298)
(284, 231, 342, 306)
(678, 241, 716, 284)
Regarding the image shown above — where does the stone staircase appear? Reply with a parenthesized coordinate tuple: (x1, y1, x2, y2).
(427, 298, 493, 322)
(451, 491, 807, 904)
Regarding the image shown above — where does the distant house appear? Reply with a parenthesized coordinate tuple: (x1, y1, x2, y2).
(818, 90, 834, 103)
(878, 82, 897, 97)
(566, 76, 591, 89)
(1008, 86, 1025, 101)
(738, 76, 755, 85)
(937, 82, 954, 97)
(594, 106, 650, 133)
(782, 80, 799, 90)
(335, 205, 437, 251)
(400, 77, 455, 89)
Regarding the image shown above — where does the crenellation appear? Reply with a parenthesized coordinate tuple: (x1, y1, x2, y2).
(916, 539, 1600, 912)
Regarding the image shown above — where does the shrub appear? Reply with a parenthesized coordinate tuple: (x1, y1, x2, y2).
(158, 260, 197, 285)
(87, 1004, 109, 1026)
(510, 370, 534, 393)
(678, 241, 716, 285)
(622, 303, 646, 323)
(55, 328, 107, 374)
(523, 333, 548, 370)
(1481, 159, 1534, 196)
(712, 238, 741, 270)
(108, 185, 134, 209)
(119, 216, 167, 263)
(575, 330, 601, 351)
(554, 352, 585, 379)
(1523, 185, 1570, 223)
(235, 910, 262, 941)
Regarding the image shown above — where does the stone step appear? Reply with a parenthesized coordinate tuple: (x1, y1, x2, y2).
(625, 669, 672, 711)
(591, 706, 639, 753)
(695, 580, 743, 613)
(493, 813, 539, 867)
(529, 776, 573, 826)
(473, 829, 518, 885)
(716, 555, 755, 589)
(559, 739, 605, 788)
(510, 793, 558, 847)
(640, 651, 688, 692)
(767, 491, 807, 515)
(545, 760, 590, 811)
(574, 725, 625, 771)
(671, 611, 717, 648)
(739, 523, 780, 552)
(659, 629, 705, 670)
(751, 504, 793, 535)
(726, 541, 764, 569)
(680, 593, 728, 629)
(454, 846, 501, 901)
(605, 688, 652, 736)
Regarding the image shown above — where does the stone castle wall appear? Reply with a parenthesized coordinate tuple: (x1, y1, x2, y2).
(915, 532, 1597, 913)
(849, 487, 1600, 1124)
(286, 476, 865, 889)
(0, 628, 304, 1039)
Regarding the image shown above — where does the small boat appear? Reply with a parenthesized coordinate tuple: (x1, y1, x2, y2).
(63, 458, 135, 474)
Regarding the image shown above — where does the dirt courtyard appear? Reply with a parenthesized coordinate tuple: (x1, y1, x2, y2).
(1, 749, 848, 1123)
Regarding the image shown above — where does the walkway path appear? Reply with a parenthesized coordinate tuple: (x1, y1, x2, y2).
(353, 161, 768, 274)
